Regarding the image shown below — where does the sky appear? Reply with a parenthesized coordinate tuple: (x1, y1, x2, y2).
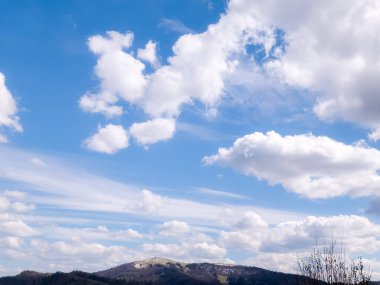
(1, 0, 380, 279)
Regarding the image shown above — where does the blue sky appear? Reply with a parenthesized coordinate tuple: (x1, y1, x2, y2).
(1, 0, 380, 278)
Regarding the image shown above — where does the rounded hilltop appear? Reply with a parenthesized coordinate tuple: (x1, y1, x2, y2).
(133, 257, 187, 269)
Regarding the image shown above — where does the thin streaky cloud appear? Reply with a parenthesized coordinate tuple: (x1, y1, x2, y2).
(158, 18, 194, 34)
(195, 187, 249, 200)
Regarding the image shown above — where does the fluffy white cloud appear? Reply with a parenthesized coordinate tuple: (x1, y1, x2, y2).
(220, 231, 262, 252)
(78, 0, 380, 150)
(129, 118, 175, 146)
(137, 40, 158, 67)
(84, 124, 129, 154)
(159, 220, 191, 238)
(220, 210, 380, 257)
(0, 72, 22, 140)
(232, 211, 268, 230)
(191, 242, 227, 259)
(29, 238, 140, 272)
(81, 31, 145, 110)
(79, 31, 146, 120)
(1, 219, 38, 237)
(219, 211, 268, 252)
(80, 1, 277, 150)
(126, 189, 166, 214)
(263, 215, 380, 254)
(79, 91, 123, 118)
(93, 41, 146, 102)
(204, 131, 380, 199)
(237, 0, 380, 135)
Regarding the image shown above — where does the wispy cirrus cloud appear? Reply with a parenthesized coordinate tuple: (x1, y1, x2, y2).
(195, 187, 249, 200)
(0, 146, 305, 225)
(158, 18, 194, 34)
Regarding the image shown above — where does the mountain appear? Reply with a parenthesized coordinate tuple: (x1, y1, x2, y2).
(1, 257, 379, 285)
(95, 257, 302, 284)
(0, 271, 127, 285)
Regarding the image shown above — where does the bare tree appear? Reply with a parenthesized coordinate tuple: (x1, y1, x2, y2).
(297, 239, 372, 285)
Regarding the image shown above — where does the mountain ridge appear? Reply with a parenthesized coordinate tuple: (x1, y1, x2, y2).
(1, 257, 379, 285)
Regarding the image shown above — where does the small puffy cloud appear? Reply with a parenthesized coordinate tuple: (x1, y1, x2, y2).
(219, 211, 268, 252)
(137, 40, 158, 67)
(232, 211, 268, 230)
(84, 124, 129, 154)
(1, 219, 38, 237)
(88, 31, 133, 54)
(85, 31, 147, 104)
(126, 189, 166, 214)
(204, 131, 380, 199)
(159, 220, 191, 238)
(111, 228, 144, 240)
(30, 238, 138, 272)
(79, 91, 123, 118)
(129, 118, 175, 146)
(0, 72, 22, 139)
(191, 242, 227, 259)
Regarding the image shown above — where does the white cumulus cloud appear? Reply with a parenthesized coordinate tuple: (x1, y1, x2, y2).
(0, 72, 22, 140)
(137, 40, 158, 67)
(126, 189, 166, 214)
(159, 220, 191, 238)
(84, 124, 129, 154)
(242, 0, 380, 135)
(80, 1, 277, 151)
(204, 131, 380, 199)
(129, 118, 175, 146)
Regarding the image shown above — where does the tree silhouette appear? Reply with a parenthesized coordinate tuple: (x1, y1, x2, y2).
(297, 239, 372, 285)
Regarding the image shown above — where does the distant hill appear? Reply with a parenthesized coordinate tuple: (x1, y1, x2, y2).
(1, 257, 379, 285)
(95, 257, 303, 284)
